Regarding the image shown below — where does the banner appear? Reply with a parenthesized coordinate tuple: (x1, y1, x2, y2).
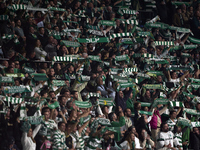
(154, 41, 174, 46)
(115, 54, 130, 63)
(98, 98, 113, 106)
(168, 26, 191, 33)
(61, 40, 81, 47)
(75, 100, 92, 108)
(4, 86, 32, 94)
(0, 15, 9, 20)
(192, 97, 200, 104)
(31, 73, 48, 81)
(143, 84, 164, 90)
(5, 73, 24, 78)
(48, 101, 60, 109)
(191, 122, 200, 128)
(87, 93, 100, 99)
(78, 37, 109, 43)
(4, 96, 24, 104)
(139, 110, 153, 116)
(21, 115, 45, 125)
(23, 66, 35, 73)
(152, 98, 169, 108)
(177, 117, 191, 127)
(99, 20, 116, 26)
(52, 80, 66, 86)
(117, 82, 135, 91)
(146, 71, 164, 76)
(182, 92, 195, 98)
(170, 101, 184, 108)
(88, 29, 104, 36)
(0, 76, 14, 83)
(183, 45, 197, 49)
(189, 78, 200, 83)
(188, 36, 200, 44)
(140, 102, 151, 107)
(123, 68, 138, 73)
(48, 7, 65, 11)
(183, 108, 200, 116)
(110, 32, 132, 40)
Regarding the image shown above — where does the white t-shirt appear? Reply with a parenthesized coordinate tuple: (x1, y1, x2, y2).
(156, 131, 174, 149)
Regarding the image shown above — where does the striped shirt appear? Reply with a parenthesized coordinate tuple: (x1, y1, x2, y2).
(166, 118, 177, 132)
(52, 129, 67, 150)
(41, 119, 58, 141)
(174, 132, 183, 148)
(71, 131, 85, 150)
(85, 137, 102, 150)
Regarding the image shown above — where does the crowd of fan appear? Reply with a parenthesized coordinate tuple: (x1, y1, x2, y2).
(1, 0, 200, 150)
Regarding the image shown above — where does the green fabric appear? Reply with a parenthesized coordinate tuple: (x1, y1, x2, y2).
(111, 116, 125, 142)
(99, 20, 116, 26)
(139, 110, 152, 116)
(48, 7, 65, 11)
(126, 98, 134, 112)
(4, 96, 24, 104)
(78, 37, 109, 43)
(188, 36, 200, 44)
(143, 84, 164, 90)
(5, 73, 24, 77)
(4, 86, 32, 94)
(52, 80, 66, 86)
(60, 40, 81, 47)
(152, 98, 169, 108)
(98, 98, 113, 106)
(75, 100, 92, 108)
(0, 76, 14, 83)
(48, 101, 60, 109)
(22, 115, 45, 125)
(31, 73, 48, 81)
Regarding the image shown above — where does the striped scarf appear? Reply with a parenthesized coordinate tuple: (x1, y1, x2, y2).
(110, 32, 132, 40)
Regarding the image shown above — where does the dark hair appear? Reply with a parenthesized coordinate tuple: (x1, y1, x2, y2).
(58, 121, 65, 127)
(108, 112, 115, 121)
(160, 122, 168, 131)
(40, 90, 48, 97)
(42, 107, 50, 115)
(169, 110, 176, 116)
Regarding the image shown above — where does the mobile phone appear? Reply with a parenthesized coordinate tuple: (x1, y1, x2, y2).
(144, 131, 147, 138)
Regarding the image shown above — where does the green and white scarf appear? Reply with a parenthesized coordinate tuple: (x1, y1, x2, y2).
(110, 32, 132, 40)
(4, 96, 24, 104)
(183, 44, 197, 49)
(146, 71, 164, 76)
(152, 98, 169, 108)
(75, 101, 92, 108)
(188, 36, 200, 44)
(98, 98, 113, 106)
(191, 122, 200, 128)
(170, 101, 184, 108)
(189, 78, 200, 83)
(4, 86, 32, 94)
(0, 15, 9, 20)
(21, 116, 45, 125)
(78, 37, 109, 43)
(140, 102, 151, 107)
(48, 101, 60, 109)
(52, 56, 73, 65)
(154, 41, 174, 46)
(110, 68, 123, 75)
(121, 19, 138, 25)
(120, 8, 138, 15)
(182, 92, 195, 98)
(86, 24, 100, 30)
(88, 29, 104, 36)
(177, 117, 191, 127)
(117, 82, 135, 91)
(183, 108, 200, 116)
(124, 67, 138, 73)
(48, 7, 65, 11)
(52, 80, 66, 86)
(87, 93, 100, 99)
(143, 84, 164, 90)
(192, 97, 200, 104)
(139, 110, 152, 116)
(0, 76, 14, 83)
(6, 73, 24, 78)
(99, 20, 116, 26)
(31, 73, 48, 81)
(61, 40, 81, 47)
(115, 54, 130, 63)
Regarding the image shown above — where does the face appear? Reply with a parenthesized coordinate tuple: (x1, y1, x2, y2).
(49, 68, 55, 76)
(146, 91, 151, 98)
(197, 103, 200, 111)
(172, 72, 177, 79)
(3, 61, 8, 67)
(74, 92, 78, 100)
(119, 91, 124, 98)
(125, 109, 132, 117)
(194, 128, 200, 135)
(103, 106, 109, 114)
(17, 20, 21, 26)
(44, 111, 50, 120)
(49, 92, 56, 98)
(59, 123, 66, 132)
(132, 127, 136, 134)
(157, 76, 162, 82)
(62, 46, 68, 54)
(141, 129, 146, 138)
(162, 124, 169, 132)
(27, 128, 33, 137)
(9, 67, 14, 73)
(39, 28, 45, 34)
(69, 65, 74, 72)
(130, 133, 135, 141)
(171, 112, 177, 119)
(30, 27, 35, 33)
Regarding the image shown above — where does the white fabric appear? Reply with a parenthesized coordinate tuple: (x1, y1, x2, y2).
(21, 124, 41, 150)
(156, 131, 174, 149)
